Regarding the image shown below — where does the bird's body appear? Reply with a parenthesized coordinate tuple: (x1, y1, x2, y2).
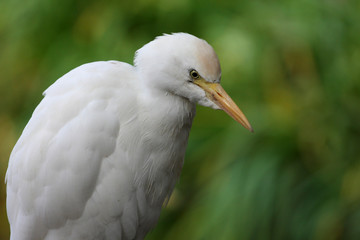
(6, 33, 252, 239)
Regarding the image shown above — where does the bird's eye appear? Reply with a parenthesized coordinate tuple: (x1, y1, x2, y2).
(190, 70, 200, 79)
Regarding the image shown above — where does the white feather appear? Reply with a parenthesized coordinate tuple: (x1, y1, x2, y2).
(6, 33, 223, 240)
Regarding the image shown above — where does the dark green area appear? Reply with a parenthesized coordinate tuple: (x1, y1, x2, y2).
(0, 0, 359, 239)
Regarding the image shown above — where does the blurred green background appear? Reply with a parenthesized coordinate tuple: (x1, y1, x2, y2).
(1, 0, 360, 239)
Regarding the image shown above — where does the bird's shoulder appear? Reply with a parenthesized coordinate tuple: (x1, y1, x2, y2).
(44, 60, 137, 96)
(8, 61, 140, 158)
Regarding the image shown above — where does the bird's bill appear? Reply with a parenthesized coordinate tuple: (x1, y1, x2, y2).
(194, 79, 254, 132)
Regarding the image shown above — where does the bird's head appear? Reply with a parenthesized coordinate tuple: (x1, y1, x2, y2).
(134, 33, 253, 132)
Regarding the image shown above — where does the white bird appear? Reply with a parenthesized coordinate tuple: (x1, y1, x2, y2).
(6, 33, 252, 240)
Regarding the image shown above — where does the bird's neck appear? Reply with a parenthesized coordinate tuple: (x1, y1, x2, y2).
(139, 87, 196, 144)
(135, 87, 196, 206)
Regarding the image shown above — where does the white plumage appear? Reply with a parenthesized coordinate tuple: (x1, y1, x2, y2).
(6, 33, 252, 240)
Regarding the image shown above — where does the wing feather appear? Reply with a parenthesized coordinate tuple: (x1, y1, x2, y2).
(6, 61, 139, 240)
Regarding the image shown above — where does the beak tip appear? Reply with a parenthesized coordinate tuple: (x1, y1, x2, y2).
(249, 126, 254, 133)
(244, 124, 254, 133)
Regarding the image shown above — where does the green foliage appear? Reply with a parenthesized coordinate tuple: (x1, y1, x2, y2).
(0, 0, 359, 239)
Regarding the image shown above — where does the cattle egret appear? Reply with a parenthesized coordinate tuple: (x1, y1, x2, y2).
(6, 33, 252, 240)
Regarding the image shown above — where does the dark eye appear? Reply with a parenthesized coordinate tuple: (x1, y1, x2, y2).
(190, 69, 200, 79)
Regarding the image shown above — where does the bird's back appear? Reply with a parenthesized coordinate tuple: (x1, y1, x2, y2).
(6, 61, 192, 239)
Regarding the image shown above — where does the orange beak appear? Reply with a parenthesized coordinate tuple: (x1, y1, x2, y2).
(194, 79, 253, 132)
